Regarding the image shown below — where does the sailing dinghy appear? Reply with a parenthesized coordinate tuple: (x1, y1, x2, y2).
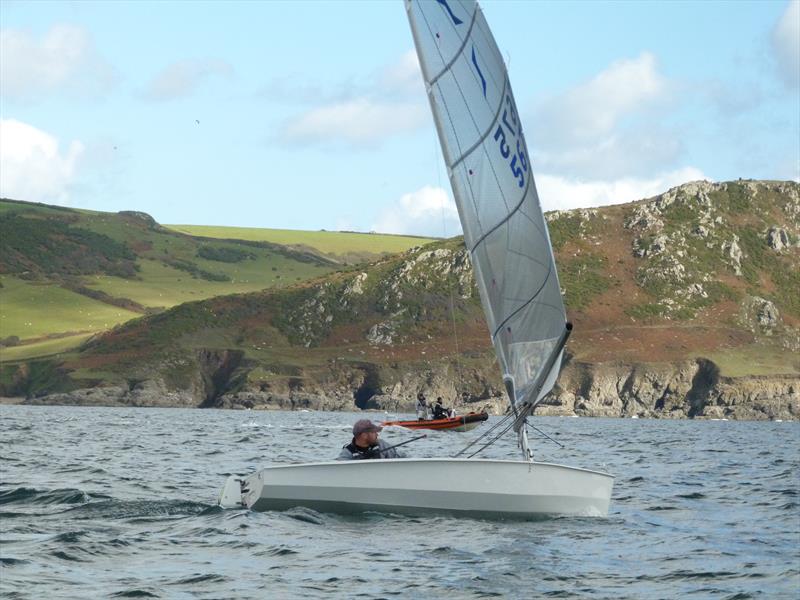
(218, 0, 613, 518)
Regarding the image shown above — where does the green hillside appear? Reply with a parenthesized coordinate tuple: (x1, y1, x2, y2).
(2, 180, 798, 401)
(2, 199, 419, 360)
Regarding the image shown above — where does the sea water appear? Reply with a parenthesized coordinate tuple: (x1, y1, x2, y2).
(1, 405, 798, 599)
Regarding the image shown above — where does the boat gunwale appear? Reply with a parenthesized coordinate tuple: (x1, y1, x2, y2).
(250, 457, 615, 479)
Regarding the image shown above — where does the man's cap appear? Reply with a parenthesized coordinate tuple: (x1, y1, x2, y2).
(353, 419, 383, 435)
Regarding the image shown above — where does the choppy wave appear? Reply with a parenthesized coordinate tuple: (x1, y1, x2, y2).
(1, 405, 798, 599)
(0, 487, 90, 506)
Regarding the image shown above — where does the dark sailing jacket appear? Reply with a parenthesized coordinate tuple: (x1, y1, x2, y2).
(432, 404, 449, 420)
(337, 438, 404, 460)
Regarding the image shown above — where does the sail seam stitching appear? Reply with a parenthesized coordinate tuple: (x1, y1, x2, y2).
(468, 165, 533, 253)
(429, 5, 480, 87)
(450, 75, 510, 171)
(417, 4, 468, 163)
(492, 260, 552, 340)
(419, 8, 509, 228)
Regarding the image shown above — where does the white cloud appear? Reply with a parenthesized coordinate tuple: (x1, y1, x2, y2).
(143, 59, 234, 101)
(379, 49, 424, 97)
(772, 1, 800, 88)
(528, 52, 677, 179)
(276, 48, 428, 148)
(534, 128, 683, 180)
(0, 119, 84, 204)
(536, 167, 708, 212)
(0, 24, 116, 102)
(279, 97, 428, 147)
(534, 52, 668, 145)
(372, 185, 460, 236)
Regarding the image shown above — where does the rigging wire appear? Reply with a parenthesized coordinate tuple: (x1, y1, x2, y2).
(526, 419, 564, 448)
(465, 414, 520, 458)
(433, 119, 466, 399)
(451, 410, 515, 458)
(453, 406, 566, 459)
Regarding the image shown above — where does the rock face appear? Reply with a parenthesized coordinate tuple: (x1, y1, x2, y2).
(278, 244, 475, 348)
(740, 296, 782, 336)
(543, 360, 799, 421)
(23, 379, 196, 408)
(767, 227, 790, 251)
(623, 180, 799, 320)
(13, 358, 798, 421)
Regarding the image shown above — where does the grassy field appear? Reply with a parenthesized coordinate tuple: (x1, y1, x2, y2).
(0, 276, 141, 340)
(0, 250, 333, 361)
(166, 224, 435, 258)
(696, 346, 800, 377)
(84, 257, 330, 309)
(0, 333, 96, 362)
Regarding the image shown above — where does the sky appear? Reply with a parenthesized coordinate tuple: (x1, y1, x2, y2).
(1, 0, 798, 238)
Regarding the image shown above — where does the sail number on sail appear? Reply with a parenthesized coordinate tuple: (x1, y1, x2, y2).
(492, 95, 528, 188)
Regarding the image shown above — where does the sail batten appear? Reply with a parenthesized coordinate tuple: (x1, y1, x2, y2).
(407, 0, 567, 412)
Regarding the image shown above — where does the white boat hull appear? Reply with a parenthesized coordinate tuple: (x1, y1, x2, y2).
(219, 459, 613, 518)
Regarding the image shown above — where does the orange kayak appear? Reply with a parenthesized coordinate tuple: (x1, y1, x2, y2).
(381, 412, 489, 432)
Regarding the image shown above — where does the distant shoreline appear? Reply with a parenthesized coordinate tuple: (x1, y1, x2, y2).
(1, 395, 796, 422)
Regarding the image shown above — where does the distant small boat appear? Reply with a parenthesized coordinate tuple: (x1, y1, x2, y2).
(382, 412, 489, 432)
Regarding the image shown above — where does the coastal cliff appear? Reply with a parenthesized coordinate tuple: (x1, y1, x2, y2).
(2, 179, 798, 420)
(12, 357, 798, 421)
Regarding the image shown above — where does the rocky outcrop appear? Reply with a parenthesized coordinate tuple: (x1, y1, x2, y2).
(217, 391, 353, 412)
(13, 349, 245, 409)
(278, 244, 475, 348)
(22, 379, 196, 408)
(702, 377, 799, 420)
(623, 180, 799, 320)
(739, 296, 782, 335)
(10, 357, 797, 421)
(767, 227, 791, 251)
(538, 359, 798, 421)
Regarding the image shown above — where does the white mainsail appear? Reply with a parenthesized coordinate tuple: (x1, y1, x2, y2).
(406, 0, 568, 425)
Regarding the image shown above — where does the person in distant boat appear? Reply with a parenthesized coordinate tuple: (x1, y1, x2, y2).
(432, 397, 449, 420)
(416, 392, 429, 420)
(337, 419, 405, 460)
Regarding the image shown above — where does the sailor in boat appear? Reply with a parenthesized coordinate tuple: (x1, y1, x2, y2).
(337, 419, 406, 460)
(432, 398, 450, 420)
(416, 392, 429, 420)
